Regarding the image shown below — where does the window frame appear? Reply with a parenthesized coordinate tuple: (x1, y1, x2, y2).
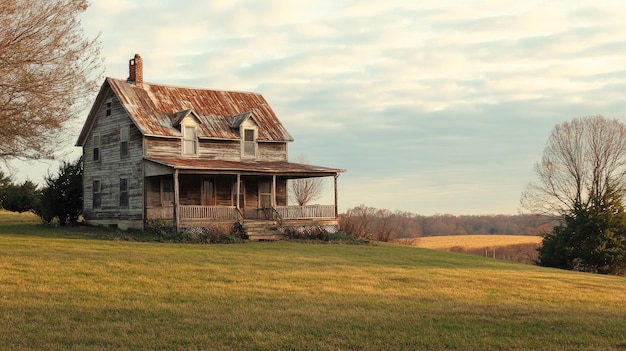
(183, 125, 197, 155)
(259, 179, 272, 208)
(92, 179, 101, 209)
(120, 126, 129, 158)
(119, 177, 129, 208)
(105, 99, 112, 117)
(93, 134, 100, 162)
(241, 127, 257, 159)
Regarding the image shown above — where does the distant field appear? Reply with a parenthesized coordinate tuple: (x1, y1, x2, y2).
(395, 235, 544, 264)
(0, 209, 40, 224)
(2, 221, 626, 350)
(407, 234, 543, 249)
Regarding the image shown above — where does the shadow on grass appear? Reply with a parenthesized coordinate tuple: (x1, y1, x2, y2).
(0, 223, 157, 242)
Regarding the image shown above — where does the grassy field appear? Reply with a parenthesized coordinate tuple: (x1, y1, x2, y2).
(406, 235, 543, 250)
(399, 235, 543, 264)
(2, 218, 626, 350)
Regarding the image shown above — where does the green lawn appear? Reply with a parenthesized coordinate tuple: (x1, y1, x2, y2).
(1, 220, 626, 350)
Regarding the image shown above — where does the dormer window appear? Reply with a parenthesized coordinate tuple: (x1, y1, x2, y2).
(183, 125, 197, 155)
(242, 128, 257, 158)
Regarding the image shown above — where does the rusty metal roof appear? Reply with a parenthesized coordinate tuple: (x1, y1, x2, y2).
(145, 156, 345, 177)
(77, 77, 294, 145)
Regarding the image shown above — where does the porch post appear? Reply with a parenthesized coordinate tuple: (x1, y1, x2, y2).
(272, 175, 276, 207)
(173, 169, 180, 232)
(236, 173, 241, 210)
(334, 174, 339, 218)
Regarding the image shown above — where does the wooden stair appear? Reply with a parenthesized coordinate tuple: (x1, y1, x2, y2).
(243, 220, 285, 241)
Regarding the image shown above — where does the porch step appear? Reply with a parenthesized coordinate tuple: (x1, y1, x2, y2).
(243, 220, 285, 241)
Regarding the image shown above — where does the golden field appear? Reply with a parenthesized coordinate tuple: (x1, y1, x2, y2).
(404, 234, 543, 250)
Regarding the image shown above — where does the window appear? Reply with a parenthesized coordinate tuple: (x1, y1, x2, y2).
(259, 179, 272, 208)
(93, 180, 101, 209)
(93, 135, 100, 162)
(120, 126, 129, 158)
(119, 178, 129, 208)
(243, 128, 256, 158)
(183, 126, 197, 155)
(105, 100, 112, 116)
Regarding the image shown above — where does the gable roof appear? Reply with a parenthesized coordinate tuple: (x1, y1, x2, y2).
(76, 77, 294, 146)
(171, 109, 199, 127)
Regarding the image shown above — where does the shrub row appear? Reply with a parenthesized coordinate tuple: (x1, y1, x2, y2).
(284, 226, 369, 244)
(144, 219, 246, 244)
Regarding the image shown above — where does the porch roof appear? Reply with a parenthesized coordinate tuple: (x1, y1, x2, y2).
(145, 156, 345, 177)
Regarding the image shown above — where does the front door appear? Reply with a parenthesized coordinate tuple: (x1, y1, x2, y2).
(259, 179, 272, 208)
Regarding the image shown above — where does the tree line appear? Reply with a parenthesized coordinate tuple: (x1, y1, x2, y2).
(339, 204, 556, 241)
(0, 158, 82, 225)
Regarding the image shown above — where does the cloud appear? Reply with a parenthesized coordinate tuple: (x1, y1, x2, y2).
(10, 0, 622, 216)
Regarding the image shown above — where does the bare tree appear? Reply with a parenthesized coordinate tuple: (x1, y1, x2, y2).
(521, 115, 626, 216)
(289, 155, 324, 206)
(0, 0, 101, 162)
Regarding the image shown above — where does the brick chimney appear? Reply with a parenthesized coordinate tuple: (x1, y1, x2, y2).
(127, 54, 143, 86)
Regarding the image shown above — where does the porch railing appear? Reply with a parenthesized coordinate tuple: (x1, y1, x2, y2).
(147, 205, 336, 221)
(275, 205, 336, 219)
(179, 205, 238, 220)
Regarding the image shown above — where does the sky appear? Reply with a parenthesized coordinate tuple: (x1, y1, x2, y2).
(9, 0, 626, 215)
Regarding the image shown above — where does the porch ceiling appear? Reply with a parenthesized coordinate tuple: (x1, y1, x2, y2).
(144, 156, 345, 177)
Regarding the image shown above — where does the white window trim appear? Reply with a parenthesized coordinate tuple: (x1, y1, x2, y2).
(182, 125, 198, 156)
(241, 127, 258, 159)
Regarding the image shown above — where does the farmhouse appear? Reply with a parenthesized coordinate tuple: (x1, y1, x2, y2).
(76, 54, 344, 239)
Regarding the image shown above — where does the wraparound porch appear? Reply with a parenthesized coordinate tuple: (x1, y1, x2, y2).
(146, 204, 337, 224)
(143, 157, 344, 233)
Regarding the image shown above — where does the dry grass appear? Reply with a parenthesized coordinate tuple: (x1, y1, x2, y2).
(3, 215, 626, 350)
(0, 209, 40, 224)
(2, 227, 626, 350)
(397, 235, 544, 264)
(405, 234, 543, 249)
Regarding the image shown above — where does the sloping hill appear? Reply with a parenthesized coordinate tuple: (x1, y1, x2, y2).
(1, 224, 626, 350)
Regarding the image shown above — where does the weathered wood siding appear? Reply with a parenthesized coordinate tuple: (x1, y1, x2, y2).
(146, 177, 163, 207)
(144, 133, 288, 162)
(83, 93, 144, 225)
(144, 137, 181, 158)
(276, 177, 288, 206)
(180, 175, 202, 205)
(177, 175, 231, 206)
(198, 139, 241, 160)
(258, 142, 287, 162)
(215, 177, 234, 205)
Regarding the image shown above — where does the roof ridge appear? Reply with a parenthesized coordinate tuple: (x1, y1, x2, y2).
(106, 76, 262, 95)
